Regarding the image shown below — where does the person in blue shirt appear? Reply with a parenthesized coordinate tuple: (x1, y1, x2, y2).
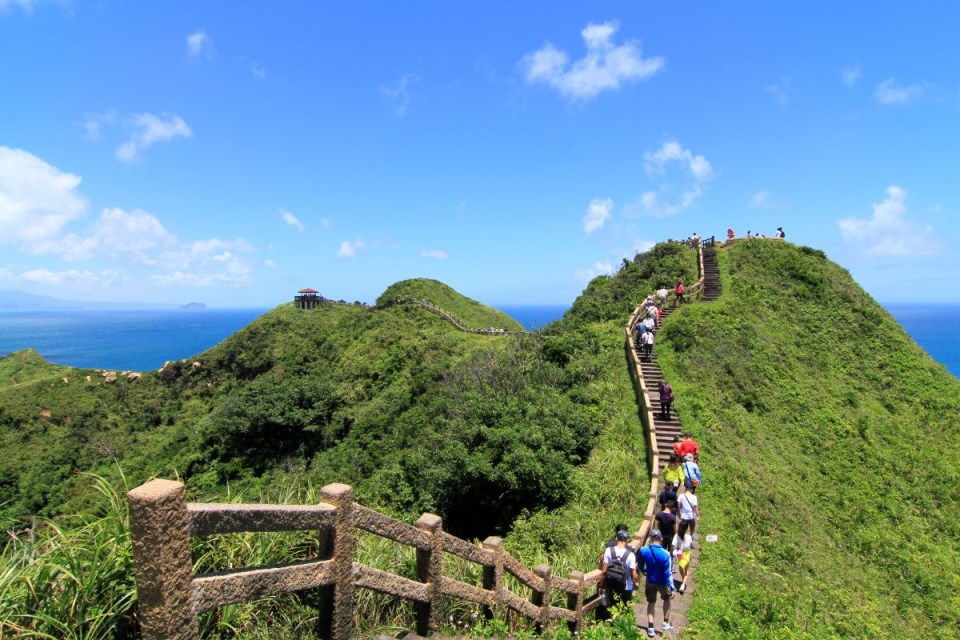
(638, 529, 675, 637)
(682, 453, 702, 490)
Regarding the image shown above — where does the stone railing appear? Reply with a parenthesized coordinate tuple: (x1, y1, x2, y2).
(127, 480, 605, 640)
(622, 241, 705, 543)
(383, 298, 528, 335)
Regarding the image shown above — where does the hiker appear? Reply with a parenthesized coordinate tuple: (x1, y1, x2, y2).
(682, 453, 702, 490)
(641, 328, 654, 361)
(671, 434, 683, 459)
(663, 455, 685, 489)
(658, 481, 678, 510)
(775, 226, 785, 239)
(647, 302, 658, 327)
(675, 281, 685, 306)
(746, 230, 752, 239)
(656, 286, 669, 308)
(677, 485, 700, 540)
(673, 532, 693, 594)
(638, 529, 675, 637)
(643, 315, 655, 335)
(678, 433, 699, 462)
(659, 381, 674, 420)
(654, 503, 678, 552)
(601, 529, 639, 611)
(727, 228, 735, 240)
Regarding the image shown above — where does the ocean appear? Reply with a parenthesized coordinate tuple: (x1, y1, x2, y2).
(0, 304, 957, 378)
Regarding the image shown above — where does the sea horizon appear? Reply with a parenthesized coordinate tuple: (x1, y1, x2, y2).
(0, 303, 957, 379)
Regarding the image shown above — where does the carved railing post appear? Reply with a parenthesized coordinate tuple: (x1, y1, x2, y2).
(567, 571, 584, 634)
(126, 479, 199, 640)
(482, 536, 503, 620)
(415, 513, 444, 635)
(319, 483, 354, 640)
(532, 564, 551, 633)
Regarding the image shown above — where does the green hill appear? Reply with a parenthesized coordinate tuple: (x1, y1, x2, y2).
(655, 240, 960, 639)
(377, 278, 524, 331)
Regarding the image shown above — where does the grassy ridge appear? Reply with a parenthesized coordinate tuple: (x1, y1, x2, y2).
(655, 241, 960, 639)
(377, 278, 523, 331)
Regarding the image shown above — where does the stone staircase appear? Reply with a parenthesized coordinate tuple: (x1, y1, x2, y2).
(701, 248, 721, 302)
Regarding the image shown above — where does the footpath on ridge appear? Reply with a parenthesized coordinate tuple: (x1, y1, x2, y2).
(630, 246, 721, 637)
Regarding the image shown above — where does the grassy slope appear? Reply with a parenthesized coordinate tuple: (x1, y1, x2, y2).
(377, 278, 523, 331)
(655, 241, 960, 639)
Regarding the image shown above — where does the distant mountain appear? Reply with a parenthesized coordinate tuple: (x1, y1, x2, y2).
(179, 302, 207, 310)
(0, 289, 176, 311)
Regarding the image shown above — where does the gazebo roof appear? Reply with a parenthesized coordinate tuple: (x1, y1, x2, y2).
(298, 288, 320, 294)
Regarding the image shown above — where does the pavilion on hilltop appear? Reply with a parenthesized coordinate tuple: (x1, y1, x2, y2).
(294, 287, 325, 309)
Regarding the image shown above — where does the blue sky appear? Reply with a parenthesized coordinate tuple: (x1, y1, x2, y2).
(1, 1, 958, 308)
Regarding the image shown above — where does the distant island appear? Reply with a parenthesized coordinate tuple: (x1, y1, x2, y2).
(179, 302, 207, 310)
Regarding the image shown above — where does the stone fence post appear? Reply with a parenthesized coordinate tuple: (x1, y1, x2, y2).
(127, 479, 199, 640)
(319, 483, 354, 640)
(567, 570, 584, 633)
(532, 564, 551, 633)
(481, 536, 503, 620)
(415, 514, 444, 635)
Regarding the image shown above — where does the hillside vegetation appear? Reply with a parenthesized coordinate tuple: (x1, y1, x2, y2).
(655, 240, 960, 639)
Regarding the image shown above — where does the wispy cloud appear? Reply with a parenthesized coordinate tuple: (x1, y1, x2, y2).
(0, 0, 36, 13)
(748, 190, 782, 210)
(186, 30, 213, 60)
(522, 21, 664, 101)
(626, 141, 714, 217)
(583, 198, 613, 234)
(574, 260, 613, 282)
(841, 63, 862, 87)
(874, 78, 923, 105)
(379, 73, 420, 117)
(250, 62, 266, 79)
(838, 186, 940, 256)
(336, 239, 367, 258)
(116, 113, 192, 162)
(419, 249, 449, 259)
(279, 209, 305, 233)
(765, 77, 792, 105)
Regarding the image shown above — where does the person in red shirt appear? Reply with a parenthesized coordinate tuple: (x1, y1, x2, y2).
(675, 281, 685, 307)
(678, 434, 699, 462)
(671, 435, 683, 459)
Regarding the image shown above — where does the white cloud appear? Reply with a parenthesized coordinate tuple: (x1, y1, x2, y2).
(379, 73, 420, 117)
(250, 62, 266, 79)
(841, 64, 861, 87)
(837, 186, 940, 257)
(419, 249, 449, 259)
(19, 267, 122, 287)
(279, 209, 305, 233)
(83, 111, 118, 142)
(264, 259, 276, 268)
(748, 190, 782, 210)
(574, 260, 613, 282)
(0, 147, 89, 248)
(522, 21, 664, 101)
(643, 141, 714, 181)
(186, 30, 213, 60)
(874, 78, 923, 105)
(583, 197, 613, 234)
(336, 239, 367, 258)
(0, 0, 36, 12)
(765, 77, 791, 105)
(627, 141, 713, 217)
(318, 217, 331, 229)
(116, 113, 192, 162)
